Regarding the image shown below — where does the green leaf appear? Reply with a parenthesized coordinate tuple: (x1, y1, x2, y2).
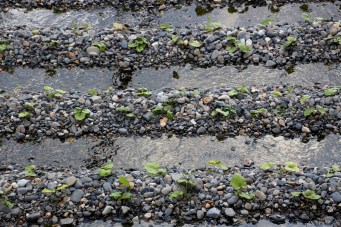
(177, 179, 195, 188)
(291, 192, 301, 197)
(303, 190, 320, 200)
(98, 169, 111, 177)
(226, 36, 237, 42)
(239, 192, 255, 200)
(226, 46, 237, 53)
(19, 111, 31, 118)
(87, 89, 97, 95)
(284, 36, 297, 48)
(316, 106, 326, 115)
(101, 163, 113, 170)
(25, 170, 36, 177)
(324, 88, 338, 96)
(169, 190, 184, 200)
(217, 164, 228, 171)
(238, 43, 250, 53)
(208, 160, 221, 165)
(74, 112, 87, 121)
(109, 191, 122, 200)
(260, 162, 275, 170)
(56, 184, 69, 191)
(215, 108, 229, 117)
(172, 35, 179, 43)
(43, 86, 54, 92)
(160, 24, 173, 32)
(236, 85, 249, 93)
(259, 18, 273, 26)
(56, 89, 66, 94)
(126, 113, 134, 118)
(227, 89, 238, 97)
(121, 192, 132, 200)
(42, 188, 56, 193)
(119, 176, 130, 189)
(331, 165, 340, 172)
(4, 197, 14, 208)
(166, 111, 174, 121)
(300, 95, 311, 104)
(189, 40, 202, 47)
(144, 162, 160, 175)
(24, 165, 36, 171)
(231, 173, 247, 190)
(304, 108, 314, 117)
(302, 12, 312, 22)
(285, 162, 299, 172)
(272, 91, 282, 97)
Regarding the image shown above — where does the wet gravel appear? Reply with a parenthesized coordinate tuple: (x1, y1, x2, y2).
(0, 20, 340, 70)
(0, 84, 340, 141)
(0, 163, 340, 226)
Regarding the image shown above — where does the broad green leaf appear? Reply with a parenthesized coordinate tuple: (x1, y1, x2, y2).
(87, 89, 97, 95)
(300, 95, 311, 104)
(189, 40, 202, 48)
(272, 91, 282, 97)
(98, 169, 111, 177)
(56, 184, 69, 191)
(239, 192, 255, 200)
(144, 162, 160, 175)
(109, 191, 122, 200)
(101, 163, 113, 169)
(302, 12, 312, 22)
(285, 162, 299, 172)
(215, 108, 229, 117)
(208, 160, 221, 165)
(24, 165, 36, 171)
(169, 190, 183, 200)
(74, 112, 87, 121)
(303, 190, 320, 200)
(236, 85, 249, 93)
(19, 111, 31, 118)
(43, 86, 54, 92)
(217, 164, 228, 171)
(238, 43, 250, 53)
(177, 179, 195, 188)
(42, 188, 56, 193)
(172, 35, 179, 43)
(324, 88, 338, 96)
(166, 111, 174, 121)
(259, 18, 273, 26)
(56, 89, 66, 94)
(226, 46, 237, 53)
(4, 197, 14, 208)
(291, 192, 301, 197)
(304, 108, 314, 117)
(231, 173, 247, 190)
(260, 162, 275, 170)
(119, 176, 130, 189)
(227, 89, 238, 97)
(316, 106, 326, 115)
(160, 24, 173, 32)
(121, 192, 132, 200)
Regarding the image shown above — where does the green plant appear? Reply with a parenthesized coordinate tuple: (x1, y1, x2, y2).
(0, 191, 14, 208)
(119, 176, 132, 190)
(304, 107, 314, 117)
(98, 163, 113, 177)
(177, 179, 195, 188)
(19, 111, 31, 119)
(189, 40, 202, 48)
(260, 162, 275, 170)
(92, 42, 106, 53)
(325, 165, 340, 178)
(204, 17, 221, 32)
(74, 107, 90, 121)
(283, 36, 297, 48)
(302, 12, 312, 22)
(226, 36, 250, 53)
(109, 191, 132, 200)
(208, 160, 228, 170)
(300, 95, 311, 104)
(42, 184, 69, 194)
(227, 89, 238, 97)
(284, 162, 299, 172)
(160, 24, 173, 32)
(172, 35, 185, 46)
(211, 106, 236, 118)
(152, 104, 174, 121)
(116, 106, 134, 118)
(49, 40, 59, 47)
(43, 86, 66, 98)
(258, 18, 273, 27)
(24, 165, 37, 177)
(169, 190, 184, 200)
(231, 173, 254, 200)
(250, 108, 265, 117)
(0, 43, 9, 52)
(324, 87, 339, 96)
(236, 84, 249, 93)
(144, 162, 167, 175)
(273, 91, 282, 97)
(128, 37, 148, 53)
(136, 88, 152, 97)
(87, 89, 97, 95)
(291, 190, 321, 200)
(71, 23, 78, 28)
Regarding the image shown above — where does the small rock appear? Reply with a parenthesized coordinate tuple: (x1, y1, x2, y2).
(66, 176, 77, 186)
(70, 189, 84, 203)
(331, 192, 341, 203)
(121, 206, 130, 214)
(60, 218, 74, 226)
(102, 206, 113, 215)
(197, 210, 205, 219)
(224, 208, 236, 217)
(207, 207, 220, 219)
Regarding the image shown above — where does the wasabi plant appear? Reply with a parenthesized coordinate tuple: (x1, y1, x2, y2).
(250, 108, 265, 118)
(0, 191, 14, 208)
(324, 165, 340, 178)
(19, 111, 31, 119)
(172, 35, 185, 46)
(169, 190, 184, 200)
(226, 36, 250, 53)
(272, 91, 282, 97)
(258, 18, 273, 27)
(116, 106, 134, 118)
(24, 165, 37, 177)
(98, 163, 113, 177)
(144, 162, 167, 175)
(284, 162, 299, 172)
(301, 12, 312, 22)
(189, 40, 202, 47)
(304, 106, 326, 117)
(260, 162, 275, 170)
(128, 37, 148, 53)
(160, 24, 173, 32)
(204, 17, 221, 32)
(109, 176, 133, 200)
(208, 160, 228, 170)
(231, 173, 254, 200)
(118, 176, 132, 190)
(283, 36, 297, 48)
(42, 184, 69, 194)
(324, 87, 340, 96)
(43, 86, 66, 98)
(211, 106, 236, 118)
(0, 43, 9, 52)
(291, 190, 321, 200)
(74, 107, 90, 121)
(136, 88, 152, 97)
(152, 104, 174, 121)
(87, 89, 97, 95)
(92, 42, 106, 53)
(300, 95, 311, 104)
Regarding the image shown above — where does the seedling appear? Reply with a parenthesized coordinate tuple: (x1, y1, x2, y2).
(136, 88, 152, 97)
(160, 24, 173, 32)
(226, 36, 250, 53)
(283, 36, 297, 48)
(211, 106, 236, 118)
(0, 43, 9, 52)
(152, 104, 174, 121)
(189, 40, 202, 48)
(0, 191, 14, 208)
(116, 106, 134, 118)
(43, 86, 66, 98)
(258, 18, 273, 27)
(250, 108, 265, 118)
(42, 184, 69, 194)
(260, 162, 275, 170)
(208, 160, 228, 170)
(109, 191, 132, 200)
(324, 87, 339, 96)
(73, 107, 90, 121)
(236, 84, 249, 93)
(87, 89, 97, 95)
(128, 36, 148, 53)
(325, 165, 340, 178)
(19, 111, 31, 119)
(284, 162, 299, 172)
(304, 106, 327, 117)
(231, 173, 254, 200)
(24, 165, 37, 177)
(172, 35, 185, 46)
(302, 12, 312, 22)
(300, 95, 311, 104)
(272, 91, 282, 97)
(98, 163, 113, 177)
(119, 176, 132, 190)
(49, 40, 59, 47)
(169, 190, 184, 200)
(204, 17, 221, 32)
(92, 42, 106, 53)
(144, 162, 167, 175)
(291, 190, 321, 200)
(177, 179, 195, 188)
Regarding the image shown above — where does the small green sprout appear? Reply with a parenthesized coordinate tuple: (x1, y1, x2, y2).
(42, 184, 69, 194)
(169, 190, 184, 200)
(236, 84, 249, 93)
(19, 111, 31, 119)
(231, 173, 254, 200)
(324, 87, 338, 96)
(291, 190, 321, 200)
(325, 165, 340, 178)
(211, 106, 236, 118)
(273, 91, 282, 97)
(304, 107, 314, 117)
(136, 88, 152, 97)
(0, 191, 14, 208)
(0, 43, 10, 52)
(177, 179, 195, 188)
(74, 107, 90, 121)
(87, 89, 97, 95)
(283, 36, 297, 48)
(208, 160, 228, 170)
(300, 95, 311, 104)
(24, 165, 37, 177)
(260, 162, 275, 170)
(204, 18, 221, 32)
(152, 105, 174, 121)
(189, 40, 202, 48)
(250, 108, 265, 118)
(116, 106, 134, 118)
(302, 12, 312, 22)
(226, 36, 250, 53)
(284, 162, 299, 172)
(109, 191, 132, 200)
(92, 42, 106, 53)
(43, 86, 65, 98)
(160, 24, 173, 32)
(98, 163, 113, 177)
(227, 89, 238, 97)
(258, 18, 273, 27)
(119, 176, 132, 190)
(144, 162, 167, 175)
(128, 37, 148, 53)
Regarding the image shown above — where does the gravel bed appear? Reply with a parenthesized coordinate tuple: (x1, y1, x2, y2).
(0, 163, 340, 226)
(0, 20, 340, 70)
(0, 0, 337, 12)
(0, 85, 340, 141)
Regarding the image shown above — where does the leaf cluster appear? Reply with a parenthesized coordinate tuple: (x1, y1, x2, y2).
(128, 37, 148, 53)
(152, 104, 174, 121)
(226, 36, 250, 53)
(92, 42, 106, 53)
(144, 162, 167, 176)
(43, 86, 66, 98)
(231, 173, 254, 200)
(283, 36, 297, 48)
(24, 165, 37, 177)
(211, 106, 236, 118)
(74, 107, 90, 121)
(98, 163, 113, 177)
(136, 88, 152, 97)
(208, 160, 228, 170)
(284, 162, 299, 172)
(291, 190, 321, 200)
(42, 184, 69, 194)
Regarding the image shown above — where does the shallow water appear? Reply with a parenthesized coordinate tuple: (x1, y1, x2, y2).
(1, 134, 340, 169)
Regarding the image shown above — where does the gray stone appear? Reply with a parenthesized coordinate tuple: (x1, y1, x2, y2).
(66, 176, 77, 186)
(86, 46, 100, 56)
(60, 218, 74, 226)
(224, 208, 236, 217)
(102, 206, 113, 215)
(70, 189, 84, 203)
(90, 96, 102, 103)
(207, 207, 220, 218)
(103, 182, 112, 192)
(197, 210, 205, 219)
(121, 206, 130, 214)
(265, 60, 276, 67)
(17, 179, 29, 187)
(161, 186, 171, 195)
(255, 190, 266, 201)
(227, 195, 239, 205)
(211, 50, 220, 60)
(331, 192, 341, 203)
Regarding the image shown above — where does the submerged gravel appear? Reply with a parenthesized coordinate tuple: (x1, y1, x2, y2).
(0, 163, 340, 226)
(0, 20, 340, 70)
(0, 84, 340, 141)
